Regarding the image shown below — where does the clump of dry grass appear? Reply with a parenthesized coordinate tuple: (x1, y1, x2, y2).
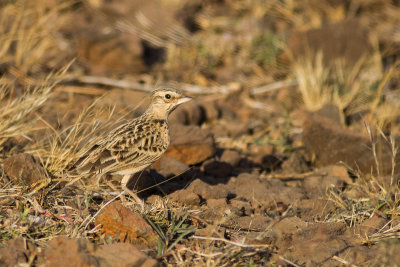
(0, 65, 70, 150)
(325, 124, 400, 244)
(292, 50, 400, 129)
(0, 0, 72, 78)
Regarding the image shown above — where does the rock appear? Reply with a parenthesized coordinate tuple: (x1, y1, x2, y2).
(211, 120, 250, 138)
(39, 237, 100, 266)
(166, 189, 201, 206)
(316, 103, 342, 124)
(169, 100, 206, 125)
(38, 236, 157, 267)
(3, 153, 48, 190)
(232, 215, 272, 231)
(199, 100, 220, 122)
(268, 217, 308, 237)
(95, 201, 158, 247)
(248, 143, 274, 157)
(276, 222, 351, 266)
(0, 238, 36, 267)
(153, 156, 189, 178)
(220, 149, 241, 167)
(187, 179, 229, 200)
(203, 160, 233, 179)
(77, 31, 145, 75)
(227, 173, 305, 206)
(287, 18, 372, 67)
(296, 198, 336, 219)
(281, 152, 309, 173)
(323, 165, 353, 184)
(302, 113, 399, 174)
(166, 124, 216, 165)
(230, 199, 253, 216)
(94, 242, 158, 267)
(206, 198, 227, 209)
(303, 174, 344, 196)
(260, 154, 282, 171)
(357, 213, 388, 237)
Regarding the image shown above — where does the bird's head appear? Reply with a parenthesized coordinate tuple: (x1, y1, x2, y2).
(146, 88, 192, 119)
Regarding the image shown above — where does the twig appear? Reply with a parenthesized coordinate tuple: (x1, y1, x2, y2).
(56, 85, 107, 95)
(190, 235, 271, 248)
(81, 190, 125, 230)
(262, 171, 326, 180)
(278, 255, 301, 267)
(250, 79, 297, 95)
(62, 75, 239, 95)
(332, 255, 359, 267)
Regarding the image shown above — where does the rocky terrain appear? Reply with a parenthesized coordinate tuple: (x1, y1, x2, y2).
(1, 0, 400, 266)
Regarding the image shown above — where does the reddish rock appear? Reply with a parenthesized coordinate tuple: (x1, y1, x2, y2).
(166, 124, 216, 165)
(95, 201, 158, 247)
(3, 153, 48, 190)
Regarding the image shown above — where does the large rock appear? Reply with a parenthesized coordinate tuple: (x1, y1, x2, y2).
(287, 18, 372, 66)
(95, 201, 158, 247)
(166, 124, 216, 165)
(3, 153, 49, 191)
(303, 114, 399, 174)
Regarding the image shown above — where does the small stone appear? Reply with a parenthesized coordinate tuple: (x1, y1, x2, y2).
(166, 124, 216, 165)
(203, 160, 233, 179)
(207, 198, 227, 209)
(220, 149, 241, 166)
(154, 156, 189, 177)
(3, 153, 48, 190)
(37, 237, 157, 267)
(187, 179, 229, 200)
(166, 189, 201, 206)
(95, 201, 158, 247)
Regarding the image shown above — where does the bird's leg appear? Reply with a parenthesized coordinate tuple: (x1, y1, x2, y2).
(121, 174, 145, 210)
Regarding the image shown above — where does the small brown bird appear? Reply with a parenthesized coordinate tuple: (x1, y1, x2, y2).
(68, 88, 192, 208)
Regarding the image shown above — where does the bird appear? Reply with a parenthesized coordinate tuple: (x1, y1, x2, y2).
(67, 88, 192, 208)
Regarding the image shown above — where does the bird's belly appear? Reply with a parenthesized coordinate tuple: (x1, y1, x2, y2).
(112, 164, 150, 176)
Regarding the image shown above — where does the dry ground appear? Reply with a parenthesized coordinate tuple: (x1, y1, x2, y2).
(1, 0, 400, 266)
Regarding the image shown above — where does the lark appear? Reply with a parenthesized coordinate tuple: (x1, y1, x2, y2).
(68, 88, 192, 208)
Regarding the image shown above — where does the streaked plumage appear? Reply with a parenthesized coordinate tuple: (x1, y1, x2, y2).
(68, 88, 191, 207)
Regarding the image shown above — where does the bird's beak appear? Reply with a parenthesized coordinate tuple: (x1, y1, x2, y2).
(177, 96, 192, 105)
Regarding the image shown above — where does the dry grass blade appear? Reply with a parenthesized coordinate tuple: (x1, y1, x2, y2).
(0, 63, 70, 149)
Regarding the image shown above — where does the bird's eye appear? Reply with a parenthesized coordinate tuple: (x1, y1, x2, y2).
(165, 94, 171, 99)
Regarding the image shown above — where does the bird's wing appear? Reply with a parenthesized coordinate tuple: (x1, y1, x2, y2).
(69, 118, 168, 176)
